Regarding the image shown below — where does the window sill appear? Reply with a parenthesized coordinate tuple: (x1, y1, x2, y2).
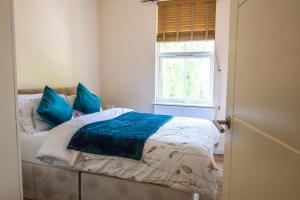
(153, 102, 216, 108)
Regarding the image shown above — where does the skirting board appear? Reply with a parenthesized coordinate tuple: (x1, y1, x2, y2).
(22, 162, 198, 200)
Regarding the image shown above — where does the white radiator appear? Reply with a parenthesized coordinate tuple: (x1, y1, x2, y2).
(153, 104, 216, 120)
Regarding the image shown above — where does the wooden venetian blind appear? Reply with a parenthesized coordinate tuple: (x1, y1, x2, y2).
(157, 0, 216, 42)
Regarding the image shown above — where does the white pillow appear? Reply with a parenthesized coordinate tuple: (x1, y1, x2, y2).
(18, 94, 43, 99)
(18, 94, 51, 134)
(17, 106, 25, 132)
(18, 94, 42, 133)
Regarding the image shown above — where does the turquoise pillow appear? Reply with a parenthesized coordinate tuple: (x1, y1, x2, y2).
(37, 86, 73, 127)
(73, 83, 101, 114)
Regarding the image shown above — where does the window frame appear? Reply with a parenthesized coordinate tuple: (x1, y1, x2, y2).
(155, 42, 215, 106)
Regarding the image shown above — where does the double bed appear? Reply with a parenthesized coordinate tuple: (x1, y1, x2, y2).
(19, 87, 223, 200)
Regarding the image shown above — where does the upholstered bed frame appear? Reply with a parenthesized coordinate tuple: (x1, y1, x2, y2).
(18, 87, 77, 96)
(22, 161, 196, 200)
(19, 87, 198, 200)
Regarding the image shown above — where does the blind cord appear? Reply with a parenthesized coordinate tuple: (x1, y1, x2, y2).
(215, 43, 222, 110)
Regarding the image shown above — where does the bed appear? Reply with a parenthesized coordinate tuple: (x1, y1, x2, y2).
(19, 87, 222, 200)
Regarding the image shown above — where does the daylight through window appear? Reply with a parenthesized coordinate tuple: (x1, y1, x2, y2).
(156, 41, 215, 105)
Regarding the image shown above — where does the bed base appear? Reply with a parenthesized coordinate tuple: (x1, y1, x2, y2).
(22, 162, 80, 200)
(22, 162, 197, 200)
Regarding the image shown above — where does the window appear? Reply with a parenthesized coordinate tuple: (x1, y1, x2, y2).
(156, 41, 215, 105)
(155, 0, 216, 106)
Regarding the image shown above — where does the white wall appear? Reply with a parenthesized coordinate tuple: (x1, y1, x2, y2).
(0, 0, 22, 199)
(99, 0, 156, 112)
(14, 0, 102, 95)
(215, 0, 230, 120)
(214, 0, 231, 154)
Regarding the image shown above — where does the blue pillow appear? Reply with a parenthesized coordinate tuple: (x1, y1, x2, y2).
(37, 86, 73, 127)
(73, 83, 101, 114)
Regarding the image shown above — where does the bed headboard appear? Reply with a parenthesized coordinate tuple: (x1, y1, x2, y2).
(18, 87, 76, 96)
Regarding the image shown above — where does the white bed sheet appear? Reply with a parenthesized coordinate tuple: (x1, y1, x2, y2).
(20, 131, 49, 164)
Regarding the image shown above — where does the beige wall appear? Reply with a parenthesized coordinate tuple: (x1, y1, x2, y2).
(14, 0, 102, 95)
(99, 0, 229, 115)
(0, 0, 22, 199)
(99, 0, 156, 112)
(14, 0, 229, 116)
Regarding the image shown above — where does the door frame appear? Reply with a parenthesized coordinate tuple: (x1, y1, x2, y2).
(0, 0, 23, 199)
(222, 0, 239, 199)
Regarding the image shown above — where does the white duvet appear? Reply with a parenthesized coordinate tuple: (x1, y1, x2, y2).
(37, 108, 220, 199)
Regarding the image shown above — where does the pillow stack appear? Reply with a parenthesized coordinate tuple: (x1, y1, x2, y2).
(18, 83, 101, 134)
(37, 83, 101, 127)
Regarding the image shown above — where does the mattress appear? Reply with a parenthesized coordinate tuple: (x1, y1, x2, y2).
(20, 131, 49, 164)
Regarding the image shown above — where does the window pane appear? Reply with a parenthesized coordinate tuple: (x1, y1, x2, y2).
(185, 41, 214, 52)
(186, 57, 212, 102)
(159, 41, 214, 53)
(159, 42, 187, 53)
(161, 58, 185, 100)
(157, 41, 214, 105)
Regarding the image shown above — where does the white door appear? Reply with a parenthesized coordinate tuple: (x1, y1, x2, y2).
(223, 0, 300, 199)
(0, 0, 22, 199)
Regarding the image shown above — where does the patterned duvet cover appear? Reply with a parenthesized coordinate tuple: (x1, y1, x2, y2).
(37, 108, 220, 199)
